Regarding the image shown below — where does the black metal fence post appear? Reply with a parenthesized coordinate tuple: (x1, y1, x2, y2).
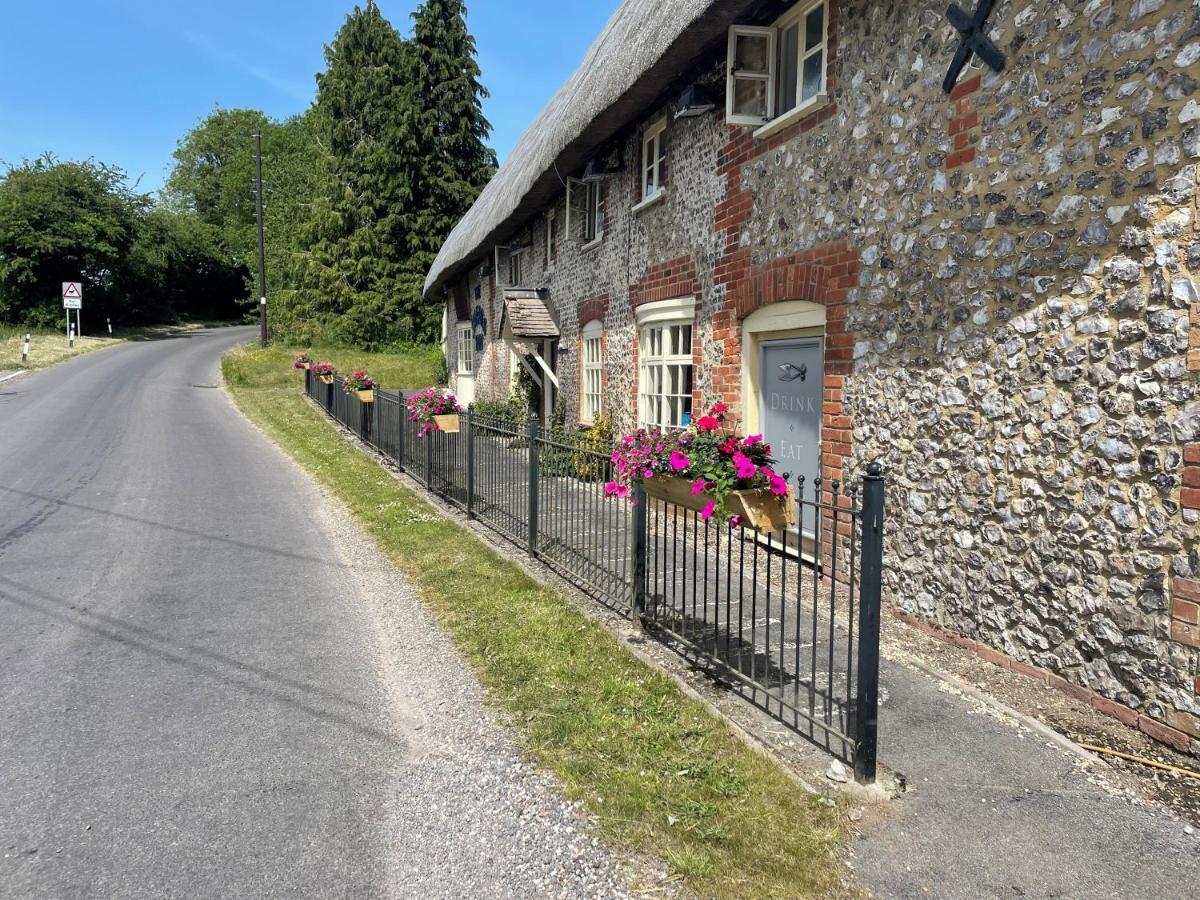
(527, 414, 540, 557)
(853, 461, 885, 784)
(397, 398, 406, 473)
(325, 379, 333, 411)
(424, 428, 433, 488)
(466, 405, 476, 518)
(631, 482, 648, 621)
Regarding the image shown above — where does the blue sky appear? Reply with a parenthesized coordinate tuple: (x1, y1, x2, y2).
(0, 0, 619, 193)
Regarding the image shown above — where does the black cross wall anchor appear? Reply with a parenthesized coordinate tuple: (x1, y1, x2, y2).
(942, 0, 1006, 93)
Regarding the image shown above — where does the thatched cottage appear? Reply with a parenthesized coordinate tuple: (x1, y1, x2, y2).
(424, 0, 1200, 753)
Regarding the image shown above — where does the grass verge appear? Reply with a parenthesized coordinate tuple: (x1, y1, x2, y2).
(223, 343, 849, 899)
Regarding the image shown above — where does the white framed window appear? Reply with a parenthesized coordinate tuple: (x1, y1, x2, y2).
(457, 323, 474, 374)
(567, 179, 604, 245)
(637, 298, 695, 430)
(545, 209, 558, 269)
(640, 118, 667, 202)
(726, 1, 827, 127)
(581, 320, 603, 424)
(508, 249, 522, 286)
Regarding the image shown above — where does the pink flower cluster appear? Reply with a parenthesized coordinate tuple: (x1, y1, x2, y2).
(602, 400, 788, 524)
(406, 386, 462, 434)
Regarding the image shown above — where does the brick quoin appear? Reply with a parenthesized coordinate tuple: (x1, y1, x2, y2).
(946, 74, 981, 170)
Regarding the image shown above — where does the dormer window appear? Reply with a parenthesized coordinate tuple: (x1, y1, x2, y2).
(726, 0, 828, 129)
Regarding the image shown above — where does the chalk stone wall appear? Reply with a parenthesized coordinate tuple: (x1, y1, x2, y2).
(443, 0, 1200, 747)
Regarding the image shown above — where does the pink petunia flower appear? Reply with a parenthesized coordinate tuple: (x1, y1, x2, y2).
(700, 501, 717, 520)
(768, 474, 789, 495)
(742, 434, 763, 447)
(690, 479, 709, 495)
(728, 515, 743, 529)
(669, 451, 691, 472)
(732, 451, 757, 480)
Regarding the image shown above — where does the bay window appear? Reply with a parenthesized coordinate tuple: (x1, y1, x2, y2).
(637, 298, 695, 430)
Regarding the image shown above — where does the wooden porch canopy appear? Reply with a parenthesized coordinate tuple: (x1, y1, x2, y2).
(500, 289, 559, 389)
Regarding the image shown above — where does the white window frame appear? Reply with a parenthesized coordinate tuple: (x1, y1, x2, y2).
(580, 320, 603, 424)
(725, 1, 828, 131)
(566, 178, 604, 247)
(457, 323, 474, 375)
(494, 245, 510, 286)
(725, 25, 776, 126)
(638, 118, 668, 206)
(636, 298, 696, 431)
(544, 208, 558, 269)
(508, 247, 523, 286)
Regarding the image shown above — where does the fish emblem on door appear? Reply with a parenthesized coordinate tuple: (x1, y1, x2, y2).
(778, 362, 807, 382)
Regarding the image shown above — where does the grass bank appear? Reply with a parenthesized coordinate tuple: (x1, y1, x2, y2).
(0, 322, 242, 372)
(0, 325, 123, 371)
(222, 343, 849, 899)
(222, 342, 443, 391)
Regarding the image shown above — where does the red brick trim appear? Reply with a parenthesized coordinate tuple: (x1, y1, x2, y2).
(890, 607, 1198, 756)
(628, 255, 700, 308)
(1184, 441, 1200, 510)
(579, 293, 610, 326)
(946, 74, 981, 170)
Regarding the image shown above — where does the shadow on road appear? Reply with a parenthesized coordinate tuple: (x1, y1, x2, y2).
(0, 573, 399, 747)
(0, 484, 350, 571)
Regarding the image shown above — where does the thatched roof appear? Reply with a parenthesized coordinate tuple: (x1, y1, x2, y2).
(424, 0, 763, 300)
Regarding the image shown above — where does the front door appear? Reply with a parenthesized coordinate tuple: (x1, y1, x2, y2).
(759, 338, 824, 507)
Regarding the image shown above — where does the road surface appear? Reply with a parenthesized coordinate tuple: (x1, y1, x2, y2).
(0, 328, 624, 898)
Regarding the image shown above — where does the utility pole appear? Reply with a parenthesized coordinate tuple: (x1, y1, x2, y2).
(254, 130, 267, 348)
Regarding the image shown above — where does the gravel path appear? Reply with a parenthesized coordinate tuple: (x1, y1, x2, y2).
(305, 461, 631, 899)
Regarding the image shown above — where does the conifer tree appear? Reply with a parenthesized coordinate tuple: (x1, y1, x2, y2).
(406, 0, 497, 328)
(294, 1, 421, 347)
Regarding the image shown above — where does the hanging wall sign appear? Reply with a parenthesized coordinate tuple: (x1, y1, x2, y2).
(942, 0, 1006, 93)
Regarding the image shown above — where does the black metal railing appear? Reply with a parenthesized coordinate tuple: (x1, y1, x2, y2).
(302, 370, 885, 783)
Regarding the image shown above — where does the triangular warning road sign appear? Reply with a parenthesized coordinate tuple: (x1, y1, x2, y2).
(63, 282, 82, 299)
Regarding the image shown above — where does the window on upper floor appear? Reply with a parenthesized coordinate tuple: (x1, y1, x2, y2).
(567, 179, 604, 246)
(640, 118, 668, 204)
(726, 0, 828, 129)
(545, 209, 558, 269)
(508, 248, 522, 286)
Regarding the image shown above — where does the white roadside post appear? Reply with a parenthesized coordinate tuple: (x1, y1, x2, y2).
(107, 317, 112, 335)
(62, 282, 83, 349)
(21, 334, 30, 364)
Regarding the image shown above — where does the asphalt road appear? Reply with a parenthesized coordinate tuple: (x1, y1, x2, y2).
(0, 328, 623, 898)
